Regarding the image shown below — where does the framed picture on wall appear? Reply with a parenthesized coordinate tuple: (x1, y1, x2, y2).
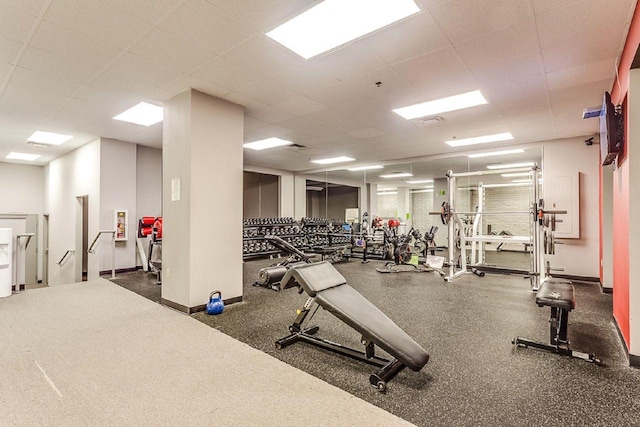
(115, 210, 128, 241)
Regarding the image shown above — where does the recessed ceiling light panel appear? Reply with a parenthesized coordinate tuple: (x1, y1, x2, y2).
(7, 152, 40, 161)
(380, 172, 413, 178)
(405, 179, 433, 184)
(243, 137, 294, 151)
(445, 132, 513, 147)
(27, 131, 72, 146)
(113, 102, 163, 127)
(468, 149, 524, 159)
(501, 172, 530, 178)
(486, 162, 535, 170)
(266, 0, 420, 59)
(311, 156, 355, 165)
(393, 90, 488, 120)
(347, 165, 384, 171)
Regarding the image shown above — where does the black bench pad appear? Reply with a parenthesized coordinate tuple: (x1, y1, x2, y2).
(536, 280, 575, 311)
(286, 262, 429, 371)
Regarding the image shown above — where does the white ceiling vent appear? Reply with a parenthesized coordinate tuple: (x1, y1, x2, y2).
(411, 116, 444, 128)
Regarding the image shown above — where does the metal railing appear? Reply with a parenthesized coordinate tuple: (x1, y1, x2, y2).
(88, 230, 116, 279)
(57, 249, 75, 266)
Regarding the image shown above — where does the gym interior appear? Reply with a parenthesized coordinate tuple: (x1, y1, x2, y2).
(1, 1, 640, 425)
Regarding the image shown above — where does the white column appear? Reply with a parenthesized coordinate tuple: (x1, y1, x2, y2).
(162, 89, 244, 311)
(628, 70, 640, 357)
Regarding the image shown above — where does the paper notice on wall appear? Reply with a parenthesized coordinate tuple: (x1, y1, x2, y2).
(171, 178, 181, 202)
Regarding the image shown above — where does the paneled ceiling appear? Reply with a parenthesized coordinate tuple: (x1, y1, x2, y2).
(0, 0, 636, 172)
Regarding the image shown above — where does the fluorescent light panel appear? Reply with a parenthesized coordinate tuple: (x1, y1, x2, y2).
(501, 172, 530, 177)
(7, 152, 40, 161)
(486, 162, 534, 170)
(483, 183, 530, 188)
(410, 189, 434, 193)
(393, 90, 488, 120)
(406, 179, 433, 184)
(511, 179, 531, 183)
(27, 131, 72, 146)
(347, 165, 384, 171)
(243, 137, 293, 151)
(445, 132, 513, 147)
(113, 102, 163, 126)
(380, 172, 413, 178)
(468, 149, 524, 159)
(311, 156, 355, 165)
(377, 191, 398, 195)
(266, 0, 420, 59)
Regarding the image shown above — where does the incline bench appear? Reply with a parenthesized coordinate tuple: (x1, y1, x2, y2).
(275, 261, 429, 392)
(512, 279, 602, 365)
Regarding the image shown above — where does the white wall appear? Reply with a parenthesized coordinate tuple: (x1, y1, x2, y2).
(0, 163, 44, 214)
(136, 145, 163, 218)
(100, 139, 137, 272)
(0, 163, 45, 281)
(47, 140, 101, 285)
(543, 138, 600, 277)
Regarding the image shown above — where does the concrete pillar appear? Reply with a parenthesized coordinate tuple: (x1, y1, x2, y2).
(396, 187, 410, 226)
(294, 176, 306, 219)
(601, 166, 613, 291)
(280, 175, 294, 217)
(162, 89, 244, 312)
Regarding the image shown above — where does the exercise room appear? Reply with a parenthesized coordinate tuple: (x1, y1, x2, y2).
(1, 1, 640, 425)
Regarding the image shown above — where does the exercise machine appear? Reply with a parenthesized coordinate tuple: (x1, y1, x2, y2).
(253, 235, 312, 291)
(512, 279, 602, 365)
(375, 227, 433, 273)
(275, 261, 429, 392)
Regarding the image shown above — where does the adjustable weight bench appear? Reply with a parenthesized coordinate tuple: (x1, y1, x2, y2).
(275, 261, 429, 392)
(512, 279, 602, 365)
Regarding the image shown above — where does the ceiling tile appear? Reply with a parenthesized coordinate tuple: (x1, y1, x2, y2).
(158, 0, 255, 56)
(542, 28, 624, 73)
(271, 95, 326, 117)
(306, 83, 368, 108)
(531, 0, 583, 17)
(222, 35, 302, 80)
(190, 56, 264, 92)
(536, 0, 635, 49)
(546, 57, 618, 90)
(430, 0, 533, 43)
(163, 75, 229, 99)
(246, 106, 295, 124)
(392, 47, 468, 87)
(107, 52, 183, 89)
(97, 0, 185, 25)
(341, 66, 416, 109)
(223, 91, 266, 112)
(29, 21, 123, 69)
(129, 29, 215, 75)
(0, 5, 37, 44)
(0, 61, 11, 83)
(18, 46, 102, 83)
(43, 0, 152, 50)
(0, 0, 49, 16)
(10, 66, 83, 100)
(207, 0, 321, 34)
(455, 20, 539, 69)
(549, 78, 610, 106)
(267, 62, 342, 95)
(0, 36, 22, 64)
(355, 11, 450, 65)
(347, 128, 386, 139)
(235, 79, 298, 107)
(309, 41, 389, 82)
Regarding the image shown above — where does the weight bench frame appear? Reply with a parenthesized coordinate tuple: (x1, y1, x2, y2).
(512, 280, 602, 365)
(275, 262, 429, 392)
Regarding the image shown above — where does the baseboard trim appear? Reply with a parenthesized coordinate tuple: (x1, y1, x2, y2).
(161, 295, 243, 314)
(630, 354, 640, 368)
(601, 286, 613, 294)
(550, 273, 600, 283)
(611, 316, 640, 368)
(99, 267, 138, 275)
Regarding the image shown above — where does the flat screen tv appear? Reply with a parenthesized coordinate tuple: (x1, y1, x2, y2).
(600, 91, 624, 166)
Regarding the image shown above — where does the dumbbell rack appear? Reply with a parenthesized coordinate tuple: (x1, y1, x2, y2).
(299, 218, 332, 248)
(242, 217, 302, 259)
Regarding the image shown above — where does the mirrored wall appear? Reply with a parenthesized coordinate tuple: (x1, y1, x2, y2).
(301, 147, 544, 271)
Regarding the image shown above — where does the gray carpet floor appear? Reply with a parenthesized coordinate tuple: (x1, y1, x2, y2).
(0, 278, 410, 426)
(110, 259, 640, 426)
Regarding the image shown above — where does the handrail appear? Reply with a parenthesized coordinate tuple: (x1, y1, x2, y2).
(57, 249, 75, 265)
(87, 230, 117, 279)
(88, 230, 116, 254)
(17, 233, 35, 250)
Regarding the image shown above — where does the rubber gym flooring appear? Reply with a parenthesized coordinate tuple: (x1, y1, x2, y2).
(110, 259, 640, 427)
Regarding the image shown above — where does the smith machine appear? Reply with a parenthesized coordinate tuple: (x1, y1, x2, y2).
(433, 166, 566, 290)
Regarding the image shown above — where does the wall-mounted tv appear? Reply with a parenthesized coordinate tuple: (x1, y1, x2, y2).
(600, 91, 624, 166)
